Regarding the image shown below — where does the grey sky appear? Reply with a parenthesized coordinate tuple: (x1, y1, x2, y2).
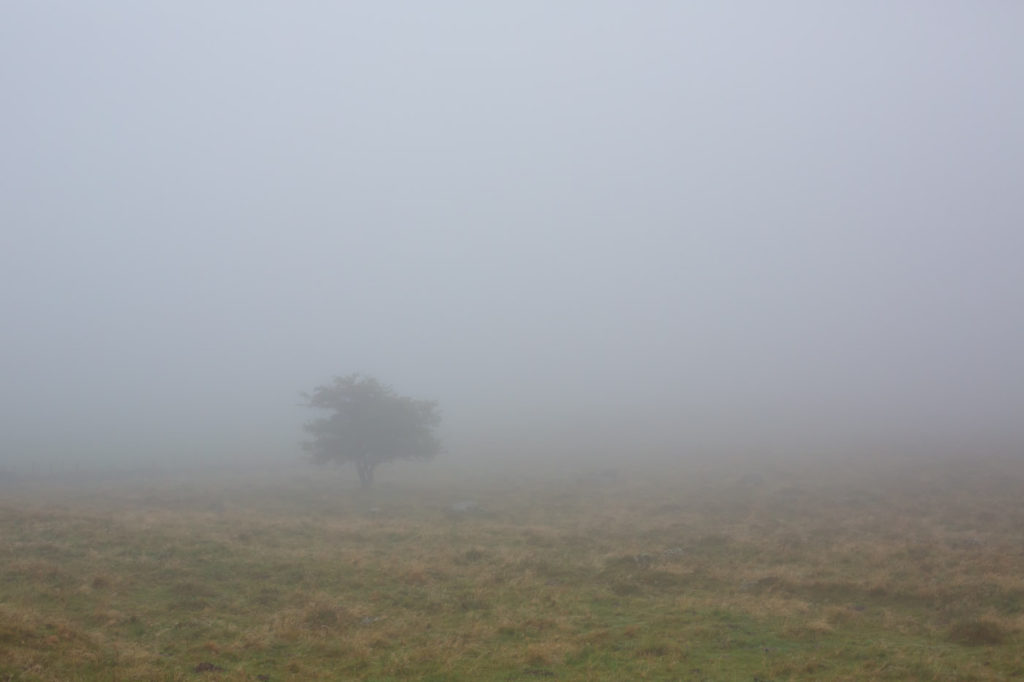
(2, 3, 1022, 468)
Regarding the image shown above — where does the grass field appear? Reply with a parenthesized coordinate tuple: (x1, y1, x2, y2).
(1, 454, 1022, 680)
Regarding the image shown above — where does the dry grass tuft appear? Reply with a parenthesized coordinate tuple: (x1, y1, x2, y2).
(949, 618, 1009, 646)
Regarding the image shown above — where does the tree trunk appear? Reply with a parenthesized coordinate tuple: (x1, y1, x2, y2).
(356, 459, 375, 488)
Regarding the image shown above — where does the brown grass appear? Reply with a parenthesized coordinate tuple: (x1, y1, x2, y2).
(0, 454, 1022, 679)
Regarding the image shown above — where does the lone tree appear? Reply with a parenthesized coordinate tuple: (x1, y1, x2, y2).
(301, 374, 442, 488)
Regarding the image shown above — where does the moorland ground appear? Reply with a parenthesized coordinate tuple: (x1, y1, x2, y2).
(1, 454, 1022, 680)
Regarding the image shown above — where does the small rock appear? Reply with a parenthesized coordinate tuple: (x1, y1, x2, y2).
(633, 553, 654, 568)
(661, 547, 686, 559)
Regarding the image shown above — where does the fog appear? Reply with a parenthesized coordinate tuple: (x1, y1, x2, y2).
(2, 3, 1022, 475)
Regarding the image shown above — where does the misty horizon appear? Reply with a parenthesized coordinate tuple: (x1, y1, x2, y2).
(3, 3, 1022, 472)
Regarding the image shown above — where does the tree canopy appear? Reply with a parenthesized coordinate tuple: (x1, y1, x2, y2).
(301, 374, 441, 487)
